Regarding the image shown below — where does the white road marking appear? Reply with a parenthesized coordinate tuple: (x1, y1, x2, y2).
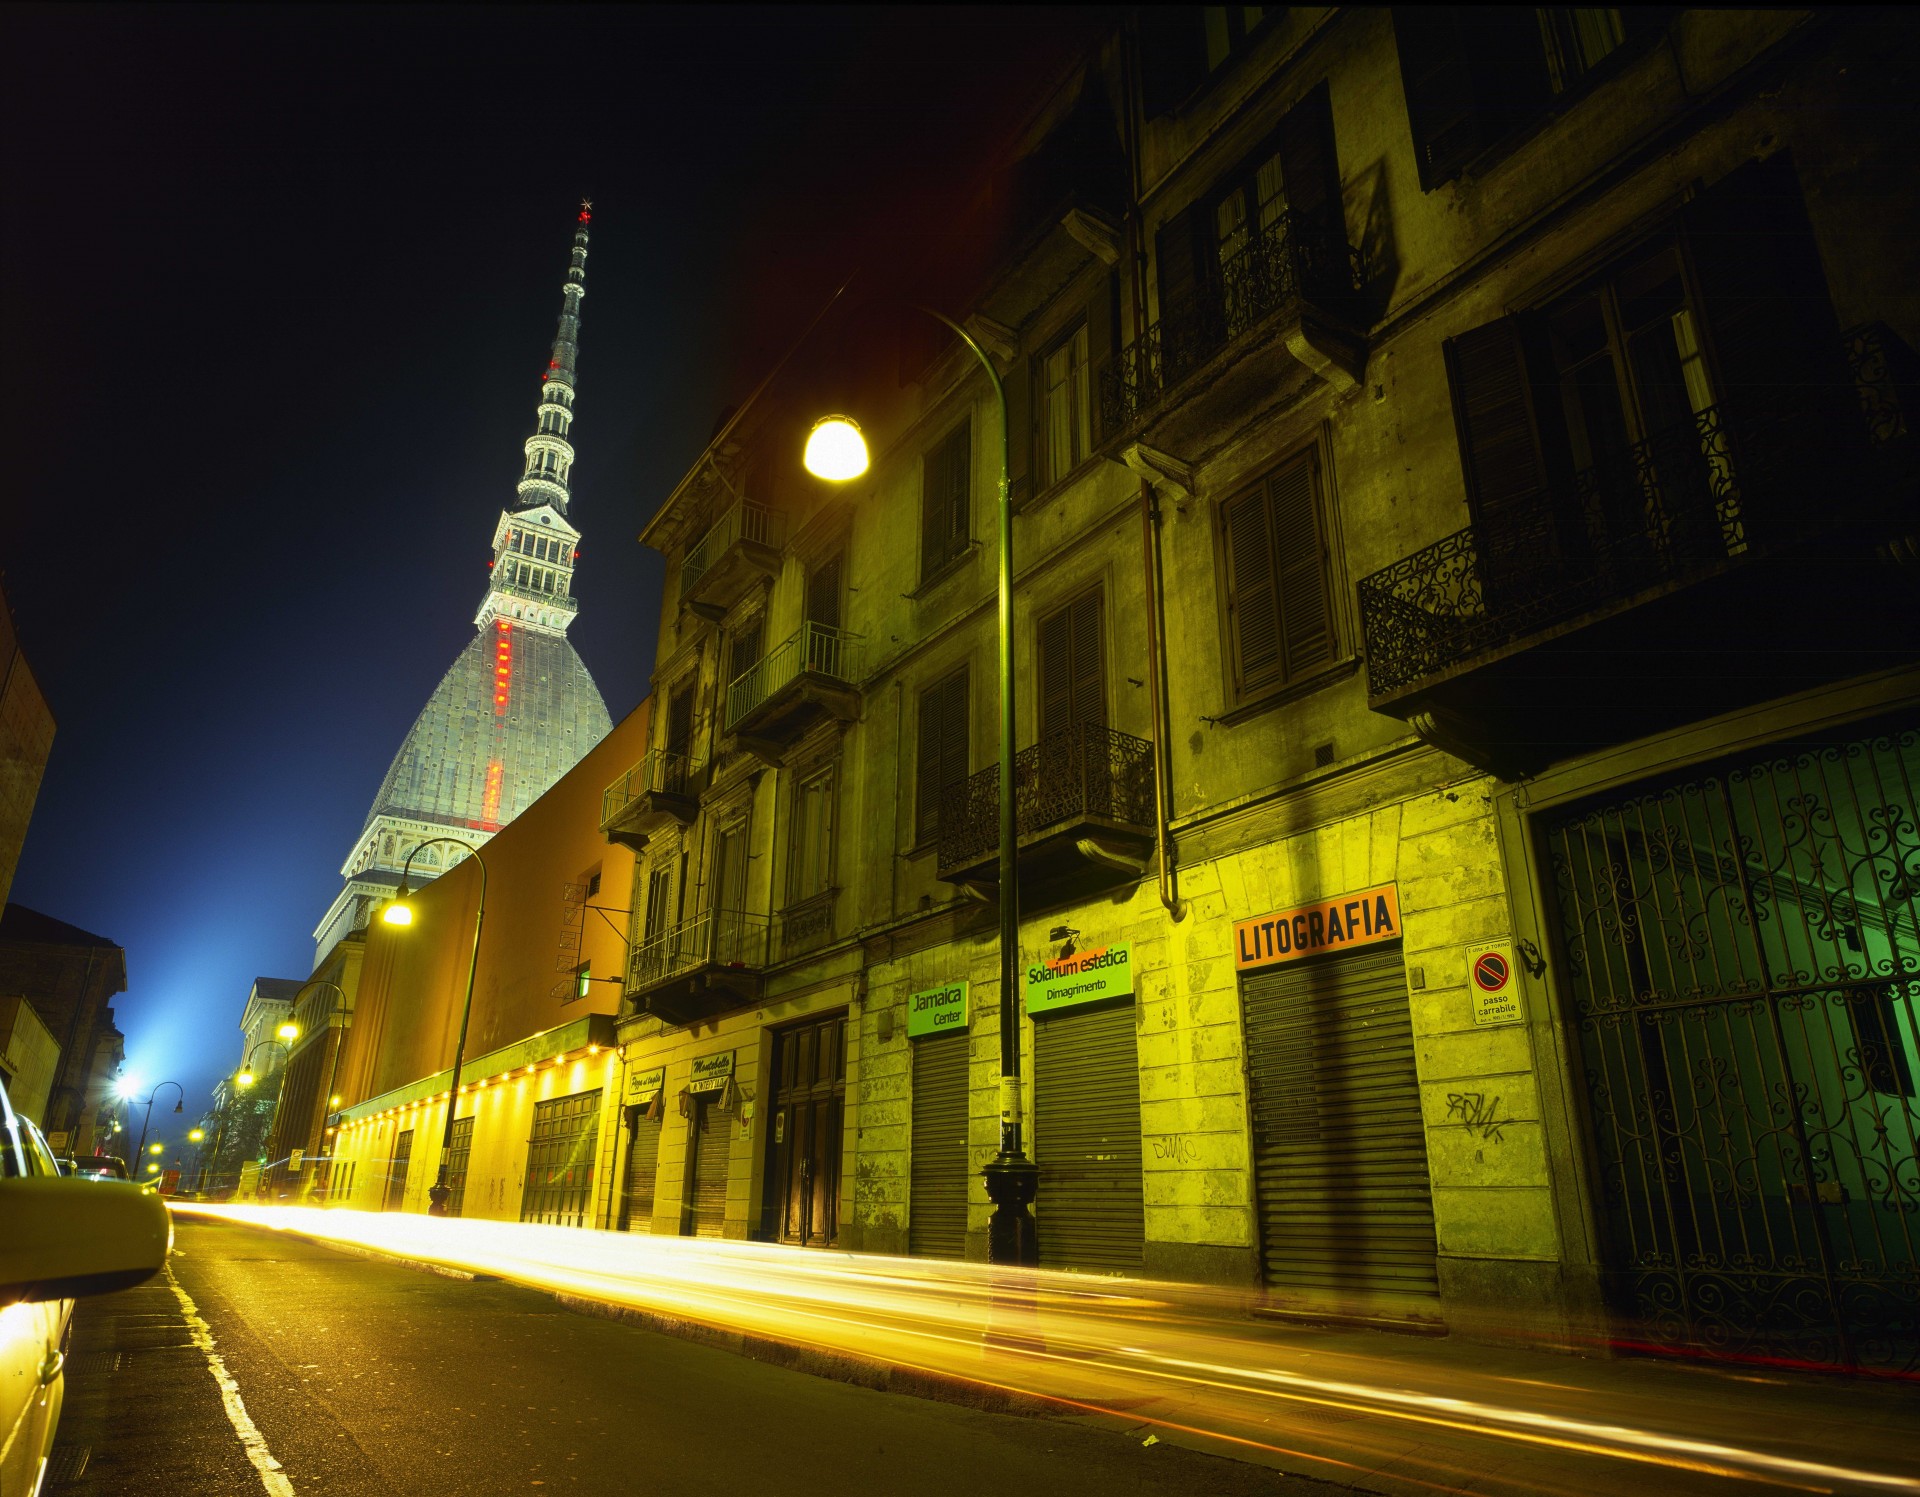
(166, 1264, 295, 1496)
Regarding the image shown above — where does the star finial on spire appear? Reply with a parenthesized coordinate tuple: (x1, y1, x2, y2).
(578, 197, 592, 225)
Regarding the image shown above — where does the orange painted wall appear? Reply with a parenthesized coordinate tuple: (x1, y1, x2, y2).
(337, 697, 648, 1107)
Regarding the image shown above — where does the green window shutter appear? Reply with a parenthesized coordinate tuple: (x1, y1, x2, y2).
(1269, 458, 1336, 676)
(1223, 485, 1282, 696)
(1038, 604, 1073, 739)
(1070, 590, 1105, 730)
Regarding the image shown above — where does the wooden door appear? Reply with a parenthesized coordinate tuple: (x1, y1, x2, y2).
(762, 1014, 847, 1246)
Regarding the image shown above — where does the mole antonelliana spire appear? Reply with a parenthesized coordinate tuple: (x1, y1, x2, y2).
(314, 202, 614, 964)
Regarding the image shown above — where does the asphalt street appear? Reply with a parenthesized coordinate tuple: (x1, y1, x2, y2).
(44, 1219, 1332, 1496)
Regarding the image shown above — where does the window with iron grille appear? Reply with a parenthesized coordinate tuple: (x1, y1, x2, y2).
(520, 1089, 602, 1228)
(444, 1116, 474, 1217)
(921, 420, 972, 582)
(1219, 449, 1337, 703)
(916, 668, 969, 844)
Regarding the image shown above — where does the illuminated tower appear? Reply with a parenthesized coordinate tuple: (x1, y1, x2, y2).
(315, 203, 614, 964)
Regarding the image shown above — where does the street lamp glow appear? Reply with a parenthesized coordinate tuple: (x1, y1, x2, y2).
(115, 1075, 140, 1101)
(803, 416, 869, 481)
(382, 897, 414, 927)
(149, 1143, 164, 1155)
(236, 1070, 256, 1089)
(189, 1129, 205, 1142)
(277, 1021, 301, 1041)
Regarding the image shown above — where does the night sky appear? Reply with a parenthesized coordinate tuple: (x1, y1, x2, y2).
(0, 4, 1098, 1113)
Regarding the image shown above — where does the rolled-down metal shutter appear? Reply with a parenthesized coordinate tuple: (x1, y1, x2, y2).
(909, 1033, 969, 1258)
(1034, 1002, 1143, 1272)
(1242, 946, 1439, 1305)
(623, 1109, 663, 1232)
(687, 1095, 730, 1238)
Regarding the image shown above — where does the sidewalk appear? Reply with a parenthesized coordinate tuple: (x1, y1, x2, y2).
(172, 1204, 1920, 1496)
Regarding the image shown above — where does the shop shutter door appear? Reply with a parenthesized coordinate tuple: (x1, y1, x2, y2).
(624, 1110, 662, 1232)
(687, 1095, 730, 1238)
(1242, 947, 1439, 1303)
(909, 1034, 969, 1259)
(1034, 1003, 1143, 1272)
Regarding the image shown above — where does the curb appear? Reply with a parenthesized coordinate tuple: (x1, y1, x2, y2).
(289, 1234, 500, 1283)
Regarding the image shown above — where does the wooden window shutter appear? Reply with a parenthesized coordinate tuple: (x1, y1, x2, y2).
(1269, 459, 1335, 676)
(728, 619, 763, 682)
(806, 554, 843, 631)
(916, 669, 969, 844)
(1085, 272, 1119, 442)
(1442, 317, 1570, 602)
(644, 865, 673, 941)
(1139, 5, 1207, 119)
(1038, 604, 1074, 740)
(921, 423, 970, 581)
(1156, 203, 1208, 335)
(1393, 7, 1550, 190)
(1038, 589, 1105, 739)
(1070, 591, 1105, 731)
(1223, 485, 1282, 697)
(1682, 154, 1854, 528)
(1275, 83, 1343, 246)
(667, 685, 695, 755)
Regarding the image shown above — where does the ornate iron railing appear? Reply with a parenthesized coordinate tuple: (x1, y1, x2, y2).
(778, 890, 837, 960)
(1102, 210, 1363, 429)
(679, 499, 785, 602)
(627, 907, 768, 993)
(938, 722, 1155, 874)
(600, 749, 703, 828)
(489, 578, 578, 611)
(1357, 404, 1751, 697)
(725, 621, 864, 732)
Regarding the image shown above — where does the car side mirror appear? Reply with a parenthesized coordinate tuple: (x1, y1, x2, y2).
(0, 1176, 173, 1304)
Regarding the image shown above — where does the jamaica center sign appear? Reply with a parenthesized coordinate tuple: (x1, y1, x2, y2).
(1466, 940, 1521, 1026)
(907, 980, 969, 1038)
(1234, 883, 1401, 971)
(1026, 942, 1134, 1016)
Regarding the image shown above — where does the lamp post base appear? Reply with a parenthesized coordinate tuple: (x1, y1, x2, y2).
(981, 1152, 1039, 1266)
(428, 1177, 452, 1217)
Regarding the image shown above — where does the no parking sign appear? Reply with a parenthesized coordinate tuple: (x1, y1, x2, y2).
(1466, 940, 1522, 1026)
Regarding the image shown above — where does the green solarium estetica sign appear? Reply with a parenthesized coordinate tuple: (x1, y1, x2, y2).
(1025, 942, 1134, 1015)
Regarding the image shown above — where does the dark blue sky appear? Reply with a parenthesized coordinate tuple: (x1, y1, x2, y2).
(0, 4, 1096, 1113)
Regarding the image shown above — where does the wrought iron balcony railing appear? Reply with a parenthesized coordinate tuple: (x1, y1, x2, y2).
(600, 749, 703, 829)
(725, 621, 864, 733)
(488, 577, 578, 611)
(1102, 210, 1363, 429)
(627, 907, 769, 994)
(1357, 404, 1751, 698)
(679, 499, 785, 603)
(938, 722, 1155, 875)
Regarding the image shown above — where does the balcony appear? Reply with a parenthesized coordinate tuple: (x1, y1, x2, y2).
(625, 908, 769, 1027)
(600, 750, 705, 850)
(1102, 212, 1365, 452)
(938, 723, 1155, 910)
(1356, 379, 1916, 778)
(680, 500, 785, 622)
(725, 622, 864, 762)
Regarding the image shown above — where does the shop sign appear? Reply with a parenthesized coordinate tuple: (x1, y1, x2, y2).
(907, 980, 969, 1038)
(1467, 940, 1522, 1026)
(1234, 883, 1401, 971)
(47, 1131, 69, 1152)
(288, 1149, 304, 1173)
(689, 1052, 735, 1094)
(1026, 942, 1134, 1015)
(626, 1065, 666, 1103)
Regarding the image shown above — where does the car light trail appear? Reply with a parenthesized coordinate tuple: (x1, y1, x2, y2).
(170, 1205, 1920, 1497)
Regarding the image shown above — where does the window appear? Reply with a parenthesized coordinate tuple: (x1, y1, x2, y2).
(1394, 7, 1654, 190)
(728, 617, 764, 684)
(571, 961, 592, 1002)
(586, 869, 602, 898)
(1040, 325, 1092, 486)
(788, 767, 836, 905)
(1037, 590, 1105, 738)
(916, 669, 970, 844)
(1220, 450, 1338, 701)
(921, 421, 972, 581)
(1203, 6, 1267, 72)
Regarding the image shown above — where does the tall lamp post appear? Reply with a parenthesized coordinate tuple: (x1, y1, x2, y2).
(128, 1080, 184, 1171)
(803, 307, 1037, 1266)
(380, 838, 488, 1217)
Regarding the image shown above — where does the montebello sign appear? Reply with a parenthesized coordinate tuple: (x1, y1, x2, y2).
(1234, 883, 1401, 971)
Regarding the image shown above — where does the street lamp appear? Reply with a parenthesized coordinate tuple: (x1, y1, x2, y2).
(804, 309, 1037, 1266)
(129, 1081, 184, 1175)
(382, 838, 488, 1216)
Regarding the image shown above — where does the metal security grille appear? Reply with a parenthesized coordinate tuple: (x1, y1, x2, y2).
(384, 1129, 412, 1213)
(909, 1033, 969, 1258)
(1034, 1002, 1144, 1272)
(1547, 718, 1920, 1374)
(520, 1089, 602, 1228)
(1242, 947, 1439, 1310)
(622, 1109, 662, 1232)
(445, 1117, 474, 1218)
(686, 1094, 730, 1237)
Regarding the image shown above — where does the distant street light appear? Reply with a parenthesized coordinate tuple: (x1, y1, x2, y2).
(131, 1081, 185, 1174)
(804, 308, 1036, 1266)
(382, 839, 489, 1216)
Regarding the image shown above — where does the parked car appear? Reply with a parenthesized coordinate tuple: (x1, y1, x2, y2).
(1, 1081, 171, 1497)
(50, 1156, 130, 1183)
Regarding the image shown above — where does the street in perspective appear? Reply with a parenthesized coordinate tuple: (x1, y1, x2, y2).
(3, 5, 1919, 1496)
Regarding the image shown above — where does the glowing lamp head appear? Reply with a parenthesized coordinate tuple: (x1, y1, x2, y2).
(149, 1143, 163, 1156)
(803, 416, 869, 481)
(189, 1129, 205, 1142)
(236, 1070, 256, 1089)
(114, 1076, 140, 1102)
(277, 1021, 300, 1041)
(147, 1163, 160, 1174)
(330, 1095, 342, 1107)
(382, 896, 414, 928)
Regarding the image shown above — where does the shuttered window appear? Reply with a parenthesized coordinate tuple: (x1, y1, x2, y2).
(806, 553, 843, 631)
(622, 1108, 663, 1232)
(1040, 324, 1093, 487)
(921, 421, 971, 581)
(916, 668, 969, 844)
(1038, 589, 1105, 738)
(909, 1033, 970, 1259)
(642, 864, 673, 942)
(1033, 1003, 1144, 1272)
(685, 1093, 730, 1238)
(728, 617, 763, 681)
(788, 766, 835, 904)
(1242, 947, 1439, 1307)
(1221, 451, 1337, 701)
